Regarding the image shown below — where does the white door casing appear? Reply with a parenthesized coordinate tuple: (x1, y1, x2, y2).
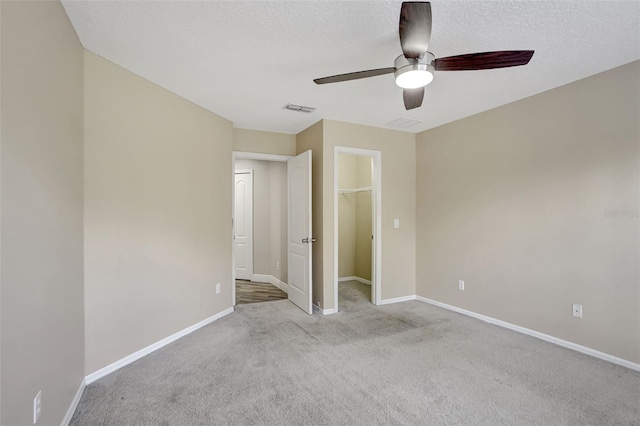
(234, 170, 253, 280)
(287, 150, 313, 314)
(369, 157, 375, 305)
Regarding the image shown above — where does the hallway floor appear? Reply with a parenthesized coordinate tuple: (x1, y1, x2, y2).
(235, 279, 287, 304)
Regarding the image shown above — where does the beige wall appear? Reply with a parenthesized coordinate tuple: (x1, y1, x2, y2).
(355, 156, 372, 281)
(338, 154, 356, 278)
(296, 121, 324, 307)
(323, 120, 416, 308)
(84, 51, 233, 374)
(1, 1, 85, 424)
(416, 61, 640, 364)
(234, 159, 288, 283)
(233, 128, 296, 156)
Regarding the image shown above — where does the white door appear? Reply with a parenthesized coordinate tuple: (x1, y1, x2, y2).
(287, 150, 313, 314)
(234, 170, 253, 280)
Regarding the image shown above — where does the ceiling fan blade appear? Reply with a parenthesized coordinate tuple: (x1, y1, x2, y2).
(434, 50, 534, 71)
(399, 2, 432, 59)
(403, 87, 424, 110)
(313, 67, 395, 85)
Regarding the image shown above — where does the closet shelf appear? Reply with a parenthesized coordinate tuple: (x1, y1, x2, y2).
(338, 186, 372, 194)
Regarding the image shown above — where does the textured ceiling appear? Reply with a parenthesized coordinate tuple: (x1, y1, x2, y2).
(61, 1, 640, 134)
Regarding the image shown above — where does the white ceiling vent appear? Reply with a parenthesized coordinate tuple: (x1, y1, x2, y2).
(386, 117, 423, 129)
(284, 103, 316, 113)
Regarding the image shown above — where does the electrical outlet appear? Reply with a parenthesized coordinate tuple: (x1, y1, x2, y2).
(33, 390, 41, 424)
(458, 280, 464, 291)
(394, 219, 400, 229)
(276, 262, 280, 271)
(216, 283, 221, 294)
(572, 304, 582, 318)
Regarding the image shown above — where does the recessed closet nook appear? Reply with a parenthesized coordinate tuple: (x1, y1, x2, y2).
(337, 153, 374, 304)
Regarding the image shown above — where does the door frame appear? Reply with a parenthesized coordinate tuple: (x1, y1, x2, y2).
(333, 146, 382, 312)
(231, 151, 294, 306)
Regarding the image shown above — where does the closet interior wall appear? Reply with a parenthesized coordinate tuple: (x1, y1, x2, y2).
(338, 154, 372, 282)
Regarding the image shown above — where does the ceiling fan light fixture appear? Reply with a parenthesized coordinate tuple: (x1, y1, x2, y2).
(313, 3, 534, 111)
(393, 53, 435, 89)
(395, 68, 433, 89)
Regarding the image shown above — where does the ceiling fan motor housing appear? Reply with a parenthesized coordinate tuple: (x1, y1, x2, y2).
(394, 52, 435, 89)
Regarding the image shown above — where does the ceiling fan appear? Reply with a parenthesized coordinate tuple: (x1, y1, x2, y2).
(313, 1, 534, 110)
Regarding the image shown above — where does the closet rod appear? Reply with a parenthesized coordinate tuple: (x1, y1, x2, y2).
(338, 186, 372, 194)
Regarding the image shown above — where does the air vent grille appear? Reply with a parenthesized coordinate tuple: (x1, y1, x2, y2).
(386, 117, 423, 129)
(284, 103, 316, 113)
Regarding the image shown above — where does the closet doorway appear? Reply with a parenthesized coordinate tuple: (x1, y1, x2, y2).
(333, 147, 382, 312)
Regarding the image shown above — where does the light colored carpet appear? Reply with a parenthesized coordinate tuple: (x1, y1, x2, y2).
(71, 281, 640, 425)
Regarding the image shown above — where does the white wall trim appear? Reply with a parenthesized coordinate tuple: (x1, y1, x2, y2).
(61, 379, 86, 425)
(338, 276, 372, 285)
(333, 146, 382, 313)
(378, 295, 416, 305)
(313, 304, 337, 315)
(415, 296, 640, 372)
(231, 155, 237, 306)
(252, 274, 288, 294)
(271, 276, 289, 293)
(251, 274, 272, 284)
(85, 307, 235, 384)
(233, 151, 293, 162)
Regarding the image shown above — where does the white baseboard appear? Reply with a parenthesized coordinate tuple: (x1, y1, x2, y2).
(378, 295, 416, 305)
(85, 307, 235, 384)
(415, 296, 640, 372)
(313, 304, 336, 315)
(339, 276, 372, 285)
(252, 274, 272, 284)
(252, 274, 288, 294)
(61, 378, 86, 425)
(271, 276, 288, 294)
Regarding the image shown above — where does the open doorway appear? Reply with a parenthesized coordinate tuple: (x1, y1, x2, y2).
(333, 147, 382, 313)
(233, 153, 292, 305)
(232, 150, 313, 314)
